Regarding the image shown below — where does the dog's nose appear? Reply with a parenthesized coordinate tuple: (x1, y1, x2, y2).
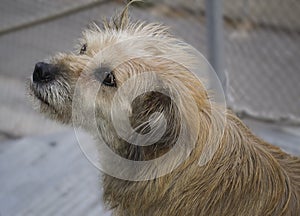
(33, 62, 57, 83)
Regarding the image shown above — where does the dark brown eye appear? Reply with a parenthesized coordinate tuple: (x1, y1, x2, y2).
(95, 67, 117, 87)
(80, 44, 87, 54)
(103, 71, 116, 87)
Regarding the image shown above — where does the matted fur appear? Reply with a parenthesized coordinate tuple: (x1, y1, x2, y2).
(29, 5, 300, 216)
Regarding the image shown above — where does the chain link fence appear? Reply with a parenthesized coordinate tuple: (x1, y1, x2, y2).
(153, 0, 300, 125)
(223, 0, 300, 125)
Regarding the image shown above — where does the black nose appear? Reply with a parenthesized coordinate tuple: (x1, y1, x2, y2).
(33, 62, 58, 83)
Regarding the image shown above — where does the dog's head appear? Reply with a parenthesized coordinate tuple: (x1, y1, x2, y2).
(29, 7, 215, 161)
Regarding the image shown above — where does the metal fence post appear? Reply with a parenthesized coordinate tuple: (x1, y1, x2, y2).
(205, 0, 227, 97)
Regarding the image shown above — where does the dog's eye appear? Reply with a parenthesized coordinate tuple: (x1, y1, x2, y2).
(95, 67, 117, 87)
(80, 44, 87, 54)
(102, 71, 116, 87)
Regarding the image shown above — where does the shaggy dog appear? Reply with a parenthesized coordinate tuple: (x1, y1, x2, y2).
(29, 5, 300, 216)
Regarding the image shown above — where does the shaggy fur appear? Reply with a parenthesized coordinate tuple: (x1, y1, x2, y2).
(29, 5, 300, 216)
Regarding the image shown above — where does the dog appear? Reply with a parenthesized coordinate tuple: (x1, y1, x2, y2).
(29, 5, 300, 216)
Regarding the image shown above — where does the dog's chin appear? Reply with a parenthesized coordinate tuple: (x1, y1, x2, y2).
(33, 90, 52, 107)
(29, 84, 72, 124)
(40, 100, 72, 125)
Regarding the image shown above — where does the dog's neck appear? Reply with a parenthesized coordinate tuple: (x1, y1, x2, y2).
(101, 112, 298, 215)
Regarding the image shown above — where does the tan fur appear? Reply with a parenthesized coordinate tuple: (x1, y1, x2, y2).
(29, 6, 300, 216)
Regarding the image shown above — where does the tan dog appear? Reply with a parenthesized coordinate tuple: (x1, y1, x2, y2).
(29, 6, 300, 216)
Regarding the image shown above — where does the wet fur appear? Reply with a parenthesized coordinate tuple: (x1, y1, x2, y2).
(29, 5, 300, 216)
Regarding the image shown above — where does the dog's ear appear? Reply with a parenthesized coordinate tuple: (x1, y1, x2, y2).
(127, 90, 181, 160)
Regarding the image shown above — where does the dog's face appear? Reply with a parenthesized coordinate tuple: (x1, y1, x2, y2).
(29, 25, 118, 124)
(29, 21, 167, 121)
(29, 13, 210, 160)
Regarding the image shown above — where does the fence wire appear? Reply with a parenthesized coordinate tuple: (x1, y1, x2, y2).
(155, 0, 300, 125)
(223, 0, 300, 124)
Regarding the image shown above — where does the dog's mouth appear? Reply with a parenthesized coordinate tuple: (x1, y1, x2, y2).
(30, 82, 56, 109)
(32, 87, 50, 105)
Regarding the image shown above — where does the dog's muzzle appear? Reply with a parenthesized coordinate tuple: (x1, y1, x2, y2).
(33, 62, 58, 84)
